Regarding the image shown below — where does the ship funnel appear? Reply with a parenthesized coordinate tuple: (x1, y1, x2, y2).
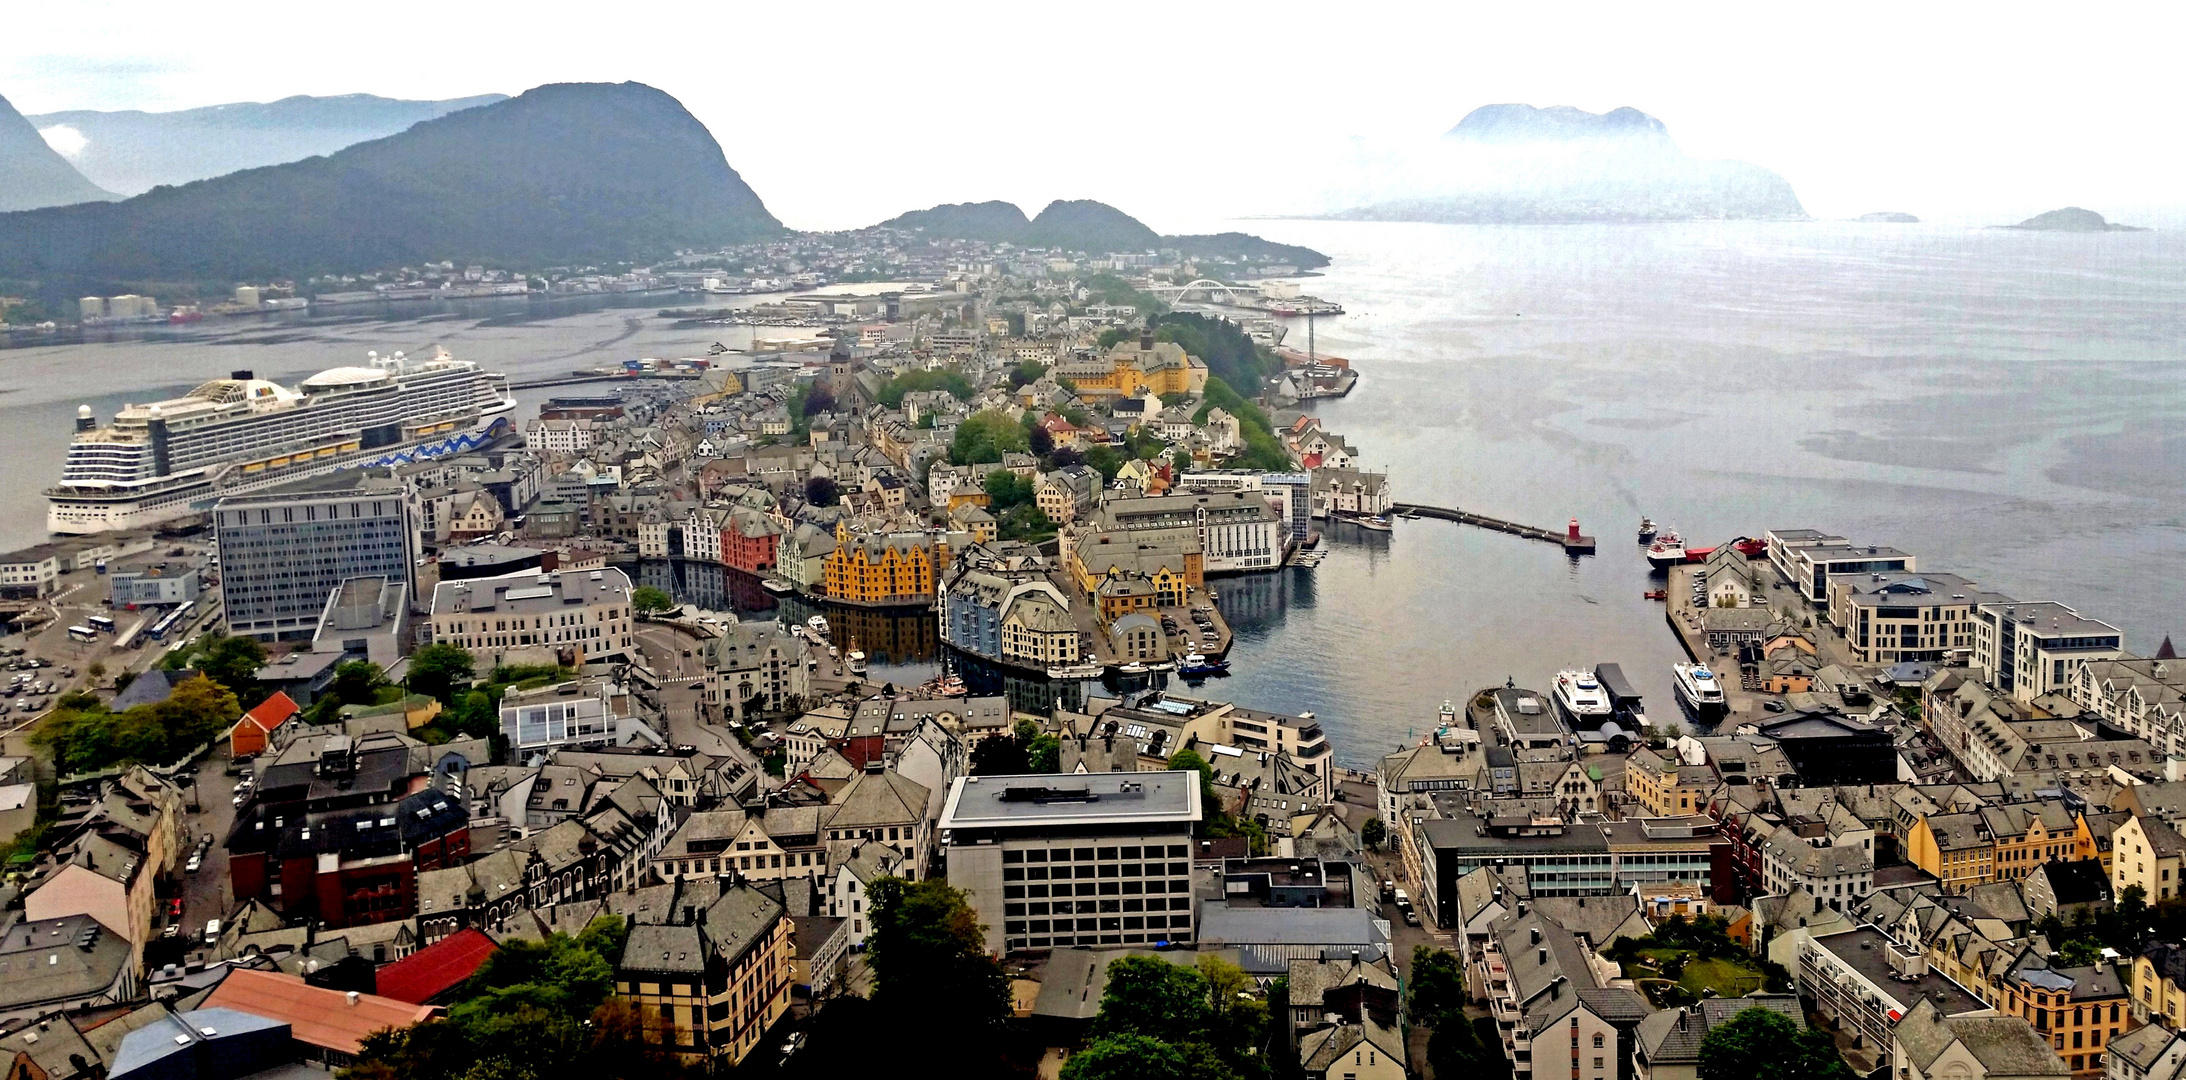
(230, 370, 254, 380)
(75, 405, 94, 432)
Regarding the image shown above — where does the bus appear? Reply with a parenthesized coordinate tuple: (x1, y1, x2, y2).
(66, 626, 97, 643)
(146, 602, 194, 643)
(86, 615, 116, 634)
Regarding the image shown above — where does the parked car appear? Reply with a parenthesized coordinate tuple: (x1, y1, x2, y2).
(185, 855, 202, 873)
(203, 919, 220, 944)
(1763, 699, 1787, 713)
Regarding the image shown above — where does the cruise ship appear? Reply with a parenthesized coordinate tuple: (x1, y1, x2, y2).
(1672, 662, 1728, 722)
(48, 349, 512, 534)
(1551, 669, 1615, 729)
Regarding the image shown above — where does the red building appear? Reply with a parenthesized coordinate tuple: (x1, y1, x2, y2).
(722, 509, 782, 576)
(229, 788, 471, 928)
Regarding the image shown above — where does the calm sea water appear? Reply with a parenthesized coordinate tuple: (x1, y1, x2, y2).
(5, 221, 2181, 767)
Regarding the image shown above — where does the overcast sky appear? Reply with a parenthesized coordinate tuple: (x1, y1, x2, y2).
(7, 1, 2183, 230)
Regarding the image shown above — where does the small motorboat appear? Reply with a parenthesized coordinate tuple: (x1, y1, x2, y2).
(1638, 517, 1657, 543)
(1643, 589, 1667, 600)
(1355, 515, 1394, 533)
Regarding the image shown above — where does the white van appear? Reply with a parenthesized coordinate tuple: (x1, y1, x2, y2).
(203, 919, 220, 944)
(1392, 888, 1412, 909)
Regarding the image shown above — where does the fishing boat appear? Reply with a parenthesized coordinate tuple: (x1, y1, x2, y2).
(846, 649, 867, 676)
(1645, 529, 1687, 572)
(1177, 653, 1231, 678)
(1638, 517, 1657, 543)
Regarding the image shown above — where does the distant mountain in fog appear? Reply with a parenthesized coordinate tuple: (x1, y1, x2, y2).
(0, 82, 780, 288)
(1999, 207, 2145, 232)
(877, 198, 1330, 268)
(1332, 103, 1806, 224)
(0, 92, 117, 212)
(27, 92, 509, 195)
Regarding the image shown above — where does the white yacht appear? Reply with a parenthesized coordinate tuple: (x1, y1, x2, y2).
(1672, 662, 1728, 720)
(48, 348, 512, 533)
(1551, 669, 1615, 729)
(806, 615, 830, 639)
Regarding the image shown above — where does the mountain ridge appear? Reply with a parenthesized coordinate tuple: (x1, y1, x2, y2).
(876, 198, 1329, 269)
(0, 92, 118, 212)
(1335, 103, 1805, 224)
(0, 82, 780, 290)
(27, 92, 509, 195)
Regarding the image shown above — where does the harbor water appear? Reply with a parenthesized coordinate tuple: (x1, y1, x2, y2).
(5, 220, 2182, 768)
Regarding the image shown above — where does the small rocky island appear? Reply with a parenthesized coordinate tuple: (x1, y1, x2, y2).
(1999, 206, 2145, 231)
(1857, 211, 1919, 223)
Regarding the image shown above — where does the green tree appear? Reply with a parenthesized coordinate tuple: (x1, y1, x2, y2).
(1361, 817, 1388, 851)
(194, 635, 267, 700)
(867, 877, 1010, 1034)
(1026, 733, 1061, 773)
(330, 661, 389, 706)
(1698, 1007, 1855, 1080)
(1095, 957, 1212, 1041)
(1408, 946, 1467, 1025)
(407, 642, 477, 703)
(879, 368, 974, 407)
(984, 469, 1034, 509)
(1061, 1034, 1188, 1080)
(630, 585, 672, 617)
(951, 409, 1031, 465)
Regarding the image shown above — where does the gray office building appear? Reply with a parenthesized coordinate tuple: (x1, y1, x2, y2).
(939, 771, 1202, 955)
(214, 470, 418, 640)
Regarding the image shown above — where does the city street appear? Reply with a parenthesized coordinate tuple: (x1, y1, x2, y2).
(634, 622, 760, 772)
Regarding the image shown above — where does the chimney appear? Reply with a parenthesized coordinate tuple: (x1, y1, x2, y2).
(1538, 947, 1548, 965)
(1531, 928, 1541, 945)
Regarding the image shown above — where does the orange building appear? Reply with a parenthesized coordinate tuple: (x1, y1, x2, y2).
(824, 524, 938, 606)
(230, 691, 300, 757)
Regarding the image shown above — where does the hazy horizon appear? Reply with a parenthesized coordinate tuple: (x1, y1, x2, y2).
(7, 2, 2185, 232)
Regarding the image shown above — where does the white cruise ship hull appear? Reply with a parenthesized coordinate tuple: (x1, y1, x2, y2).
(48, 409, 515, 534)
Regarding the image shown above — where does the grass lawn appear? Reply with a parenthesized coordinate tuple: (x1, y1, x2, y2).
(1620, 948, 1766, 1003)
(1679, 957, 1766, 998)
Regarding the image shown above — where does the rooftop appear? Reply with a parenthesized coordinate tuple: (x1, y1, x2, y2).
(939, 771, 1200, 832)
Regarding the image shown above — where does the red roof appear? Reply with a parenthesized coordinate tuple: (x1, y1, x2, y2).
(239, 691, 300, 734)
(202, 968, 436, 1054)
(373, 928, 498, 1005)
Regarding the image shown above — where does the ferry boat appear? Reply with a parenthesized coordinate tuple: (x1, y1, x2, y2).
(846, 649, 867, 676)
(48, 348, 512, 534)
(1177, 654, 1230, 678)
(1551, 669, 1615, 729)
(1645, 529, 1687, 572)
(806, 615, 830, 638)
(1638, 517, 1657, 543)
(1672, 662, 1728, 721)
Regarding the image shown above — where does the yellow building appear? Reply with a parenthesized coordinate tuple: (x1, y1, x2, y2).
(1907, 811, 1995, 890)
(824, 524, 937, 606)
(2111, 814, 2186, 902)
(2131, 942, 2186, 1029)
(1624, 747, 1714, 817)
(1989, 802, 2092, 881)
(615, 885, 794, 1069)
(1054, 331, 1210, 400)
(1064, 529, 1199, 621)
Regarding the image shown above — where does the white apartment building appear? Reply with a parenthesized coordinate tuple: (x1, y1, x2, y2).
(428, 567, 635, 664)
(1972, 600, 2124, 703)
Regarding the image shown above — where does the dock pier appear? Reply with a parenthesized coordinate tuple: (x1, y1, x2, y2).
(1391, 503, 1597, 554)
